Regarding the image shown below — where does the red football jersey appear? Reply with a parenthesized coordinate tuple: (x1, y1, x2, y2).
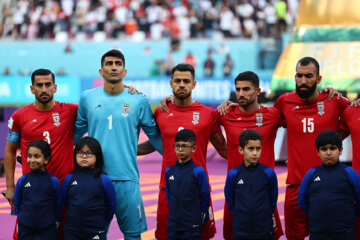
(340, 106, 360, 173)
(274, 91, 349, 184)
(154, 102, 222, 189)
(219, 105, 282, 171)
(7, 101, 77, 183)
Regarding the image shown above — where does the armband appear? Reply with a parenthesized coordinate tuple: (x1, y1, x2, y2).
(7, 130, 20, 144)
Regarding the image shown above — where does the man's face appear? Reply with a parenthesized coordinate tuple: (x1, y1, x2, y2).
(31, 74, 57, 104)
(235, 80, 260, 108)
(99, 56, 127, 84)
(239, 139, 262, 166)
(318, 144, 342, 166)
(295, 63, 321, 99)
(170, 70, 196, 100)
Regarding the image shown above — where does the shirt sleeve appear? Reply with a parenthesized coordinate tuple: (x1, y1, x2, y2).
(74, 93, 88, 144)
(13, 176, 26, 215)
(298, 168, 316, 215)
(139, 95, 163, 155)
(165, 167, 171, 200)
(339, 107, 350, 133)
(273, 97, 286, 128)
(193, 166, 210, 224)
(51, 176, 63, 222)
(344, 166, 360, 216)
(264, 167, 278, 214)
(62, 174, 72, 209)
(6, 112, 21, 144)
(224, 168, 237, 214)
(100, 174, 117, 224)
(210, 109, 222, 137)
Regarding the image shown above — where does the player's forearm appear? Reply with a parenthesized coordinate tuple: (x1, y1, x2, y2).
(4, 147, 16, 189)
(210, 134, 227, 159)
(137, 141, 156, 155)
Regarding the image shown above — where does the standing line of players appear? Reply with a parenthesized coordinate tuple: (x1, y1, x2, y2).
(4, 49, 360, 240)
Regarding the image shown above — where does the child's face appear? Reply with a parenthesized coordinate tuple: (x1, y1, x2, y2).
(174, 140, 196, 162)
(239, 140, 261, 167)
(318, 144, 342, 166)
(27, 146, 49, 171)
(76, 145, 96, 168)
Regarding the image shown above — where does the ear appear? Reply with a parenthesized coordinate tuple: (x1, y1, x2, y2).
(122, 68, 127, 78)
(339, 147, 343, 156)
(316, 75, 322, 84)
(53, 84, 57, 93)
(238, 146, 244, 155)
(30, 85, 35, 94)
(192, 80, 197, 90)
(44, 157, 50, 166)
(256, 87, 261, 96)
(99, 69, 103, 77)
(192, 145, 197, 153)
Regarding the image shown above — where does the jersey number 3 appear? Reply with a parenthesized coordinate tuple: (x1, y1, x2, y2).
(43, 131, 51, 144)
(301, 118, 314, 133)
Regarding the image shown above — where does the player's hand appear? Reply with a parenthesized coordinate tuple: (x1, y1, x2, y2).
(159, 95, 174, 112)
(217, 100, 236, 115)
(322, 87, 341, 101)
(4, 188, 14, 206)
(351, 99, 360, 107)
(124, 85, 142, 94)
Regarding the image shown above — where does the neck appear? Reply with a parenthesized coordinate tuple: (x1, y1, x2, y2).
(174, 96, 194, 107)
(239, 102, 259, 113)
(301, 90, 319, 102)
(34, 100, 55, 111)
(104, 80, 124, 95)
(179, 157, 191, 163)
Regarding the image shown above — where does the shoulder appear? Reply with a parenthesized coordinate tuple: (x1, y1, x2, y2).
(63, 174, 74, 185)
(58, 102, 78, 112)
(193, 165, 206, 174)
(228, 166, 240, 177)
(12, 104, 34, 117)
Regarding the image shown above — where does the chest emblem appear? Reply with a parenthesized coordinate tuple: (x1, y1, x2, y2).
(317, 101, 325, 115)
(256, 113, 263, 127)
(122, 104, 130, 117)
(52, 112, 60, 127)
(192, 112, 200, 125)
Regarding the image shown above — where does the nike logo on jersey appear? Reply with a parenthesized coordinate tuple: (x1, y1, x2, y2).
(94, 104, 102, 109)
(24, 182, 31, 188)
(292, 106, 300, 111)
(30, 119, 37, 124)
(71, 181, 78, 186)
(314, 176, 321, 182)
(237, 117, 242, 120)
(238, 179, 244, 184)
(169, 175, 174, 180)
(92, 235, 100, 239)
(166, 113, 174, 118)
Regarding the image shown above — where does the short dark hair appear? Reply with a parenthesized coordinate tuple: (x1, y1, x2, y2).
(234, 71, 259, 88)
(27, 140, 51, 163)
(239, 129, 262, 149)
(171, 63, 195, 79)
(73, 137, 104, 178)
(175, 129, 196, 145)
(31, 69, 55, 85)
(315, 129, 342, 150)
(101, 49, 125, 67)
(297, 57, 320, 75)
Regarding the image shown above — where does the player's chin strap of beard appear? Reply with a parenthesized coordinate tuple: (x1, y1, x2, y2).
(296, 83, 317, 99)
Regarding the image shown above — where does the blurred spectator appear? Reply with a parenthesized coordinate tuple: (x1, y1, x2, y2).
(64, 42, 73, 53)
(183, 51, 197, 68)
(164, 50, 175, 76)
(3, 66, 11, 76)
(204, 49, 215, 77)
(219, 5, 234, 38)
(57, 67, 66, 75)
(275, 0, 287, 36)
(222, 53, 234, 77)
(150, 59, 165, 76)
(264, 0, 277, 37)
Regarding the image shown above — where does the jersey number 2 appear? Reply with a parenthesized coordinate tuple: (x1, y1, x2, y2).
(301, 118, 314, 133)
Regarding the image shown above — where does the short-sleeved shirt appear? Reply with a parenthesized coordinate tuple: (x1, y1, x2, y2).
(274, 91, 349, 184)
(154, 102, 221, 189)
(7, 102, 77, 183)
(219, 105, 282, 170)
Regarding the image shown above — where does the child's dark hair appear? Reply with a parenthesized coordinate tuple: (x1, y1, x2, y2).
(315, 129, 342, 150)
(73, 137, 104, 177)
(175, 129, 196, 145)
(27, 140, 51, 163)
(239, 129, 262, 149)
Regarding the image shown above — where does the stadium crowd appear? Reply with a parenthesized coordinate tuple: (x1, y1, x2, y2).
(0, 0, 298, 40)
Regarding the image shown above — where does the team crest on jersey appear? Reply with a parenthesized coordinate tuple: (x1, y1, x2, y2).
(192, 112, 200, 125)
(122, 104, 130, 117)
(317, 101, 325, 115)
(256, 113, 263, 127)
(52, 112, 60, 126)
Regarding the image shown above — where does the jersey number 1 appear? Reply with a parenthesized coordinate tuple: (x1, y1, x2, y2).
(107, 115, 113, 130)
(301, 118, 314, 133)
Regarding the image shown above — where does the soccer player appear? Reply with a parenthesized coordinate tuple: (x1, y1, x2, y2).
(74, 49, 163, 240)
(145, 63, 227, 240)
(5, 69, 77, 240)
(274, 57, 350, 240)
(218, 71, 284, 240)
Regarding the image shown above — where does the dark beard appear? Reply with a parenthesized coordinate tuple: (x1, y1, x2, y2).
(36, 94, 53, 104)
(173, 90, 191, 100)
(237, 97, 255, 108)
(106, 79, 122, 84)
(296, 83, 317, 99)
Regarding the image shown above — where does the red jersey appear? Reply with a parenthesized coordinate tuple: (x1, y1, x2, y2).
(274, 91, 349, 184)
(7, 101, 77, 183)
(340, 106, 360, 173)
(154, 102, 222, 189)
(219, 105, 282, 171)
